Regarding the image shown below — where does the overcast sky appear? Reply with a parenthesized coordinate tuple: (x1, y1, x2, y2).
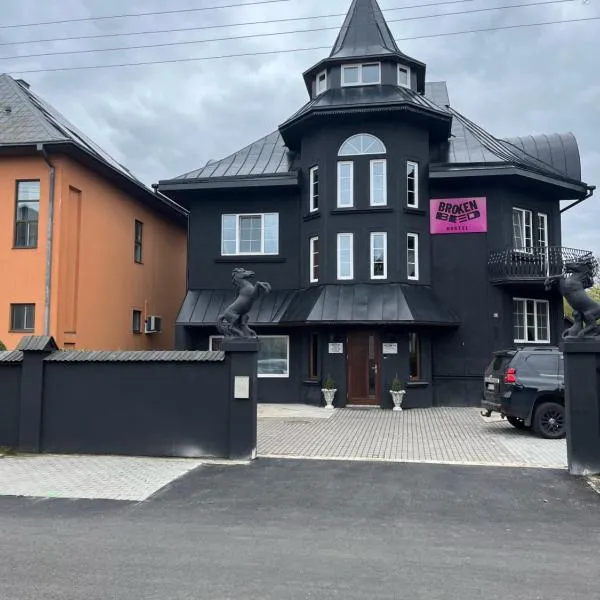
(1, 0, 598, 252)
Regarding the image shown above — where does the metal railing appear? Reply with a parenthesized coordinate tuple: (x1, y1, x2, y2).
(488, 246, 595, 281)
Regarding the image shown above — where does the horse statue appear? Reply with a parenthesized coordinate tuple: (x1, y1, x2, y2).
(216, 268, 271, 338)
(544, 254, 600, 339)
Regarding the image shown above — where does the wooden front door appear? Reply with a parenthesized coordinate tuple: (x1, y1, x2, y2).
(347, 331, 381, 405)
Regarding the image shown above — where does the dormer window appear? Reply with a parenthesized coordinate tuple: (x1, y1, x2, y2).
(397, 65, 411, 89)
(341, 63, 380, 87)
(316, 70, 327, 95)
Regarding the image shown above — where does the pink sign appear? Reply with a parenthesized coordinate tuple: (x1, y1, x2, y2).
(430, 197, 487, 234)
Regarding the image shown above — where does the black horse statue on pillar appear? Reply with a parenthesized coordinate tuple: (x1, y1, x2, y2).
(216, 268, 271, 338)
(545, 254, 600, 338)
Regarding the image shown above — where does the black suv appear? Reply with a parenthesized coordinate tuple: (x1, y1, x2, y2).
(482, 347, 565, 439)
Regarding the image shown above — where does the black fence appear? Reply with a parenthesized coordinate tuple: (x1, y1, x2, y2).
(488, 246, 595, 282)
(0, 336, 258, 460)
(562, 339, 600, 476)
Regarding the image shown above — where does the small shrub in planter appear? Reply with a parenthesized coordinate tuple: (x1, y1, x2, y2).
(321, 374, 337, 409)
(390, 374, 406, 412)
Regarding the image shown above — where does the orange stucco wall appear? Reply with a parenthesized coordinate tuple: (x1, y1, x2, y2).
(0, 153, 187, 350)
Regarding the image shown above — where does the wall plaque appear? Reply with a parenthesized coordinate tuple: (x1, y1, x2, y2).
(382, 343, 398, 355)
(234, 376, 250, 399)
(430, 197, 487, 234)
(328, 343, 344, 354)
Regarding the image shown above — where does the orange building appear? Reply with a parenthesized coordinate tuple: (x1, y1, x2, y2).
(0, 74, 187, 350)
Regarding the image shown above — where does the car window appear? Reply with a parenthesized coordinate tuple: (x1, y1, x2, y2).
(525, 354, 559, 376)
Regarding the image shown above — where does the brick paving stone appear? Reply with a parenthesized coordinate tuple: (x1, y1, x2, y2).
(0, 455, 203, 501)
(258, 407, 567, 469)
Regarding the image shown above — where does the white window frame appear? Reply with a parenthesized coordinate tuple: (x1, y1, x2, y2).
(210, 335, 290, 378)
(341, 62, 381, 87)
(338, 133, 386, 156)
(337, 161, 354, 208)
(407, 161, 419, 208)
(316, 69, 327, 95)
(309, 165, 319, 212)
(221, 213, 278, 256)
(407, 233, 419, 281)
(309, 236, 319, 283)
(537, 213, 548, 247)
(370, 232, 387, 280)
(513, 298, 550, 344)
(397, 65, 411, 88)
(512, 207, 533, 252)
(337, 233, 354, 280)
(370, 159, 387, 207)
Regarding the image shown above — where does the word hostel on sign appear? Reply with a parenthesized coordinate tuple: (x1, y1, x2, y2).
(430, 197, 487, 234)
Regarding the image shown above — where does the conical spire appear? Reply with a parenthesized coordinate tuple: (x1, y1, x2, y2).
(330, 0, 401, 59)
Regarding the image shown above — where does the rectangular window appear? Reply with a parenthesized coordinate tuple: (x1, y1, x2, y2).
(132, 310, 142, 334)
(134, 220, 143, 263)
(512, 208, 533, 250)
(341, 63, 381, 86)
(537, 213, 548, 247)
(309, 236, 319, 283)
(309, 166, 319, 212)
(210, 335, 290, 378)
(407, 161, 419, 208)
(221, 213, 279, 255)
(398, 65, 411, 88)
(513, 298, 550, 343)
(316, 70, 327, 94)
(337, 233, 354, 280)
(407, 233, 419, 281)
(370, 159, 387, 206)
(337, 161, 354, 208)
(370, 232, 387, 279)
(309, 333, 319, 380)
(409, 333, 420, 380)
(10, 303, 35, 332)
(14, 180, 40, 248)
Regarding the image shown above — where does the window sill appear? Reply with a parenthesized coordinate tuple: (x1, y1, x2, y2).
(9, 329, 34, 334)
(12, 246, 38, 250)
(215, 256, 286, 263)
(330, 207, 393, 215)
(406, 381, 429, 388)
(303, 211, 321, 222)
(404, 207, 426, 216)
(303, 379, 321, 385)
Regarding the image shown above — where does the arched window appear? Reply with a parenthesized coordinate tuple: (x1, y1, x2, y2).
(338, 133, 386, 157)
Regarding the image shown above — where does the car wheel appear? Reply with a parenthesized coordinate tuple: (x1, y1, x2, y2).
(506, 416, 527, 429)
(533, 402, 566, 439)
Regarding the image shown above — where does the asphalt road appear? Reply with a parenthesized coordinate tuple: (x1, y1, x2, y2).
(1, 459, 599, 600)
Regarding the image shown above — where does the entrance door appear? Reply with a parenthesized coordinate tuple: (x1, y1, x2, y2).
(347, 331, 381, 405)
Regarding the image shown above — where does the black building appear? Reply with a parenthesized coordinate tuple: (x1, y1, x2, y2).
(158, 0, 594, 408)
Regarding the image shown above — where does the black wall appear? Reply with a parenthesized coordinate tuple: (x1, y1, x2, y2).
(41, 361, 229, 457)
(0, 364, 20, 447)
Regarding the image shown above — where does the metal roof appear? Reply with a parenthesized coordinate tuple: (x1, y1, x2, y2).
(0, 74, 186, 219)
(0, 350, 23, 363)
(177, 289, 297, 326)
(330, 0, 401, 59)
(45, 350, 224, 362)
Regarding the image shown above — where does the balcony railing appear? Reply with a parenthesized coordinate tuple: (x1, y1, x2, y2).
(488, 246, 595, 283)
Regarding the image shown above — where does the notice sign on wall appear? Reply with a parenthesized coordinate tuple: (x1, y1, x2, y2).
(430, 197, 487, 234)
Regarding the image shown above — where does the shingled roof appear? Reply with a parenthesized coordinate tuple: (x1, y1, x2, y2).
(0, 74, 186, 220)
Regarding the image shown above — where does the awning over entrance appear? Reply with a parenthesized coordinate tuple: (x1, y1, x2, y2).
(177, 289, 297, 327)
(284, 284, 459, 326)
(178, 284, 458, 327)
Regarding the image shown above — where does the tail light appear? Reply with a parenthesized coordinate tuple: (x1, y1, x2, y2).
(504, 367, 517, 384)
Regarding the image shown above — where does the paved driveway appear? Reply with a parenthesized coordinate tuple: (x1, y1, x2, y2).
(258, 406, 567, 469)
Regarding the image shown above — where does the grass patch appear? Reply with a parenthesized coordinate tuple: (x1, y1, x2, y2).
(0, 446, 17, 456)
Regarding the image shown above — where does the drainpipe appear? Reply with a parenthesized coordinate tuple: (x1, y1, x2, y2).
(36, 143, 55, 336)
(560, 185, 596, 214)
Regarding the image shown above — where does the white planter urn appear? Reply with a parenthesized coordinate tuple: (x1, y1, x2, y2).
(322, 388, 337, 409)
(390, 390, 406, 412)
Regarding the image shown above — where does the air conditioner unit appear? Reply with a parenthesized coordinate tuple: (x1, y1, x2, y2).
(144, 315, 162, 334)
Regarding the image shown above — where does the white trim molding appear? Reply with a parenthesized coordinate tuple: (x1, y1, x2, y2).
(407, 161, 419, 208)
(513, 298, 550, 344)
(407, 233, 419, 281)
(397, 65, 411, 88)
(337, 233, 354, 280)
(337, 161, 354, 208)
(341, 62, 381, 87)
(309, 165, 319, 213)
(309, 236, 319, 283)
(221, 212, 279, 256)
(316, 69, 327, 95)
(370, 159, 387, 206)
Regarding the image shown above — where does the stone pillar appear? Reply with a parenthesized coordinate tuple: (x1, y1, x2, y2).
(222, 338, 259, 461)
(562, 339, 600, 476)
(16, 336, 58, 453)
